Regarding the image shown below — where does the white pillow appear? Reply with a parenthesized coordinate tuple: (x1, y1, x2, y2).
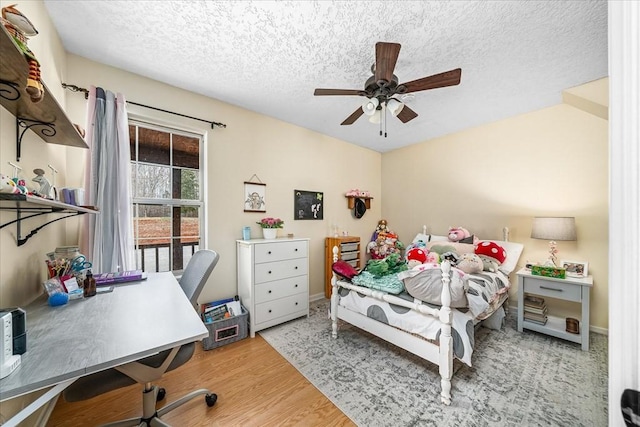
(429, 234, 450, 242)
(490, 240, 524, 275)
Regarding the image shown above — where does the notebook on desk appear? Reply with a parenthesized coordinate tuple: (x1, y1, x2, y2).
(95, 270, 148, 286)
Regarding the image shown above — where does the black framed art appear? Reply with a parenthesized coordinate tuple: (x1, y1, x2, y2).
(244, 182, 266, 212)
(294, 190, 323, 220)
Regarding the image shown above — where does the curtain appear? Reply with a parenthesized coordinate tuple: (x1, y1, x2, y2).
(80, 87, 134, 273)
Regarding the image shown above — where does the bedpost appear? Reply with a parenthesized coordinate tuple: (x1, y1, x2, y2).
(330, 245, 339, 339)
(438, 260, 453, 405)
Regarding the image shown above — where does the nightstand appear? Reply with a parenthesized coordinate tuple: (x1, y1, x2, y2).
(516, 268, 594, 350)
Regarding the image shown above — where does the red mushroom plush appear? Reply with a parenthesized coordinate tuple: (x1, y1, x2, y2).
(475, 241, 507, 272)
(406, 247, 428, 268)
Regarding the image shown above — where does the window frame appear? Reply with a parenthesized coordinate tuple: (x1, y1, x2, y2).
(129, 118, 205, 274)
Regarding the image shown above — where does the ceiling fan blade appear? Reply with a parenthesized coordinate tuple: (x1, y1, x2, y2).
(341, 108, 365, 125)
(314, 88, 364, 96)
(396, 105, 418, 123)
(399, 68, 462, 93)
(374, 42, 401, 83)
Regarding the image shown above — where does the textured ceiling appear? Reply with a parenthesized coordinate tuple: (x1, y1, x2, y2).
(44, 0, 608, 153)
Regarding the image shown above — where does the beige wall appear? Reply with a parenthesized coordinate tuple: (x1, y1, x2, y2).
(382, 102, 609, 330)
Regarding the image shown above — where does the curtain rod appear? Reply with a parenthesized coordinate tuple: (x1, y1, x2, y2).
(61, 83, 226, 129)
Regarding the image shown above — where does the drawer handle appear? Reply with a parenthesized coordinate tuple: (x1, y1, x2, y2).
(268, 270, 272, 274)
(295, 302, 298, 305)
(295, 248, 298, 251)
(294, 266, 298, 270)
(294, 284, 298, 288)
(540, 286, 563, 292)
(268, 251, 272, 254)
(268, 309, 272, 313)
(268, 290, 272, 294)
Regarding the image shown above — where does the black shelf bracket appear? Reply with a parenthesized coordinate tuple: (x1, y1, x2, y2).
(15, 117, 57, 162)
(0, 198, 90, 247)
(0, 79, 20, 101)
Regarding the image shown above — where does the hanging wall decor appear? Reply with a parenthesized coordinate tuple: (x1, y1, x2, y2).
(244, 176, 266, 212)
(294, 190, 323, 220)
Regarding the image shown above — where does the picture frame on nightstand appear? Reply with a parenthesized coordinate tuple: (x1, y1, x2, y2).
(560, 260, 589, 278)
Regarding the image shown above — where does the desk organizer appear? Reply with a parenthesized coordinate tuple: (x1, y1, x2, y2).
(202, 305, 248, 350)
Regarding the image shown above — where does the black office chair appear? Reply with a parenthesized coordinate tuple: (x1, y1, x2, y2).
(63, 250, 220, 426)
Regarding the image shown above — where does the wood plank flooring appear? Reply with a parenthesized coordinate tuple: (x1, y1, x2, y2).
(47, 335, 354, 426)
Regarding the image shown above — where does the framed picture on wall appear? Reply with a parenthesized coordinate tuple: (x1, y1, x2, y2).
(244, 182, 266, 212)
(560, 260, 589, 278)
(294, 190, 323, 220)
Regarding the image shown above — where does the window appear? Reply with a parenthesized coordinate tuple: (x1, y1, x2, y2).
(129, 121, 204, 273)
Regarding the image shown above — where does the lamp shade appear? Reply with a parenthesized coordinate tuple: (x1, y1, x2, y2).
(531, 217, 577, 241)
(387, 98, 404, 116)
(368, 109, 381, 123)
(362, 98, 379, 116)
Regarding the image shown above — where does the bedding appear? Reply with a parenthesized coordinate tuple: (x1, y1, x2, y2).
(337, 269, 511, 366)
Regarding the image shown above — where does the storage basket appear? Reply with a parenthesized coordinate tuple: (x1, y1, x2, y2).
(202, 305, 249, 350)
(341, 243, 358, 252)
(341, 251, 358, 261)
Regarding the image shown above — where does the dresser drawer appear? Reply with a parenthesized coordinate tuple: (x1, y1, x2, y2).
(254, 293, 309, 324)
(255, 240, 308, 263)
(341, 250, 358, 261)
(255, 258, 308, 284)
(523, 277, 581, 302)
(254, 276, 308, 303)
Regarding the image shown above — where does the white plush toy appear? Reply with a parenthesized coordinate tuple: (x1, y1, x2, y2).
(0, 173, 20, 194)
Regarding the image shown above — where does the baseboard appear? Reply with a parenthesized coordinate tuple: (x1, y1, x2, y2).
(506, 305, 608, 336)
(309, 292, 326, 302)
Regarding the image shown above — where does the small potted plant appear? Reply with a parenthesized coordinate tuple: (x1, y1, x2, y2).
(257, 217, 284, 239)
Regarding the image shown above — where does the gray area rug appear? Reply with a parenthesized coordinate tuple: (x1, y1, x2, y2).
(259, 300, 607, 426)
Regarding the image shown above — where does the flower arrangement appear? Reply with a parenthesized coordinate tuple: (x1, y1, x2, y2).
(257, 217, 284, 229)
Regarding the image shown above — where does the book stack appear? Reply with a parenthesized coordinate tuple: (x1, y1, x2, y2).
(524, 294, 548, 325)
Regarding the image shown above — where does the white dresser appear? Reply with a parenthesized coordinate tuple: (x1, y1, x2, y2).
(237, 238, 310, 337)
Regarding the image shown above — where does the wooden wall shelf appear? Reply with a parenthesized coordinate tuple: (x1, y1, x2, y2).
(0, 26, 88, 161)
(0, 194, 98, 246)
(346, 196, 373, 209)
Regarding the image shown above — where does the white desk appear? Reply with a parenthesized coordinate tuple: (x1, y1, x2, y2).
(0, 272, 208, 425)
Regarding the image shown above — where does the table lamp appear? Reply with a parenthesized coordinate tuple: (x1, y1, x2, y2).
(530, 217, 577, 267)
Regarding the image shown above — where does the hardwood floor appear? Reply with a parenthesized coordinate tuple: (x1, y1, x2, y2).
(47, 335, 354, 426)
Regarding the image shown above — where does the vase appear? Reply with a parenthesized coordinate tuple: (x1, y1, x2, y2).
(262, 228, 278, 239)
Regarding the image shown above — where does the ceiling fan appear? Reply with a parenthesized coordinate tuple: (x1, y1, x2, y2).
(314, 42, 462, 136)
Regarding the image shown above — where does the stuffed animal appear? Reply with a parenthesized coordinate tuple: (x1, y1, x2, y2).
(368, 219, 404, 259)
(447, 226, 478, 244)
(405, 247, 428, 268)
(365, 252, 407, 278)
(0, 173, 20, 194)
(475, 241, 507, 272)
(456, 253, 484, 274)
(32, 168, 54, 198)
(2, 4, 44, 103)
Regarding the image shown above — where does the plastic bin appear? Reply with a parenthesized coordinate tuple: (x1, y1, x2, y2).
(202, 305, 249, 350)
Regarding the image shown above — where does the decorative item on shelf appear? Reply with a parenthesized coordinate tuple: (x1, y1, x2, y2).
(560, 260, 589, 278)
(32, 168, 55, 199)
(257, 217, 283, 239)
(1, 4, 44, 103)
(345, 189, 373, 215)
(530, 216, 577, 267)
(531, 264, 566, 279)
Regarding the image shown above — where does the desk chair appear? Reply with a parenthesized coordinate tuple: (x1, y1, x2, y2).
(63, 250, 220, 426)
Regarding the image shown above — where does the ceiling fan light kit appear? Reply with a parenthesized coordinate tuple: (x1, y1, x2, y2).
(314, 41, 462, 137)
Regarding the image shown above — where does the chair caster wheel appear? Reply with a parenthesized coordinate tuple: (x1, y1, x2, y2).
(205, 393, 217, 407)
(157, 388, 166, 402)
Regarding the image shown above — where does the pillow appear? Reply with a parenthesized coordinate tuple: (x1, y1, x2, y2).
(332, 260, 359, 280)
(426, 241, 475, 255)
(397, 264, 468, 307)
(491, 240, 524, 275)
(428, 234, 450, 242)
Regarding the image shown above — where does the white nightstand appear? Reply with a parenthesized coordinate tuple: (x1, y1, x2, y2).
(516, 268, 593, 351)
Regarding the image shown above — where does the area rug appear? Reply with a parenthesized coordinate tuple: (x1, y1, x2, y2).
(259, 300, 607, 426)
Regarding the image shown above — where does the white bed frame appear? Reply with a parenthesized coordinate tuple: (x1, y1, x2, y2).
(329, 226, 511, 405)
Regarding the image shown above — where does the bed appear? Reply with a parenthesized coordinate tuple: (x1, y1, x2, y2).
(329, 226, 523, 405)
